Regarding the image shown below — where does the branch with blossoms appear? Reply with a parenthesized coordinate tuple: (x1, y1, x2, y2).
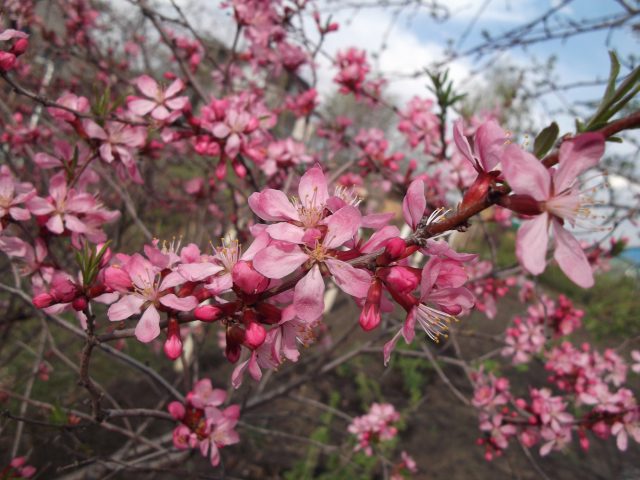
(1, 0, 639, 477)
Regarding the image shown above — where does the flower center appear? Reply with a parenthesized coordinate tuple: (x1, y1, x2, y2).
(216, 238, 240, 272)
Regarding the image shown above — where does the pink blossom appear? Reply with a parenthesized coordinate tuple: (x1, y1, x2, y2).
(106, 252, 197, 342)
(128, 75, 189, 121)
(84, 120, 147, 183)
(0, 165, 36, 228)
(501, 133, 605, 287)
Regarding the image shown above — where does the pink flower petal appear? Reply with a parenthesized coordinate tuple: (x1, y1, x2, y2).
(83, 120, 108, 140)
(135, 305, 161, 342)
(475, 119, 507, 172)
(360, 225, 401, 253)
(151, 105, 171, 121)
(453, 119, 476, 168)
(554, 133, 605, 193)
(552, 220, 594, 288)
(502, 144, 550, 201)
(325, 258, 371, 298)
(135, 75, 159, 98)
(323, 205, 361, 249)
(165, 78, 185, 98)
(108, 294, 145, 321)
(293, 265, 325, 322)
(402, 179, 425, 229)
(516, 214, 549, 276)
(46, 214, 64, 234)
(128, 98, 157, 116)
(266, 222, 306, 244)
(165, 96, 189, 110)
(248, 189, 300, 222)
(178, 262, 224, 281)
(253, 244, 308, 279)
(298, 165, 329, 209)
(159, 293, 198, 311)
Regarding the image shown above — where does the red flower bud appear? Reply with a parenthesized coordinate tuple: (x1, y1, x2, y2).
(11, 38, 29, 56)
(72, 296, 88, 311)
(498, 194, 543, 216)
(193, 305, 222, 322)
(379, 266, 421, 294)
(243, 321, 266, 350)
(384, 237, 406, 261)
(33, 293, 54, 309)
(359, 279, 382, 331)
(163, 318, 182, 361)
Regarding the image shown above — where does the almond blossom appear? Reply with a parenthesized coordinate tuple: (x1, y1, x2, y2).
(168, 379, 240, 466)
(128, 75, 189, 121)
(84, 120, 147, 183)
(0, 165, 35, 229)
(501, 133, 605, 287)
(106, 250, 198, 342)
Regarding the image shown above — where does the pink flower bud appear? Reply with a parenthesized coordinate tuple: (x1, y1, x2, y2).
(383, 237, 406, 261)
(164, 335, 182, 360)
(72, 296, 88, 311)
(194, 305, 222, 322)
(379, 266, 421, 294)
(51, 275, 79, 303)
(33, 293, 54, 309)
(0, 52, 17, 71)
(232, 261, 269, 295)
(243, 320, 266, 350)
(11, 38, 29, 56)
(359, 280, 382, 331)
(163, 318, 182, 360)
(167, 401, 185, 420)
(10, 457, 26, 468)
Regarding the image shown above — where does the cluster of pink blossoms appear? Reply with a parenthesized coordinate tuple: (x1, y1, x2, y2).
(397, 97, 440, 154)
(333, 48, 384, 101)
(167, 379, 240, 466)
(348, 403, 400, 456)
(502, 294, 584, 364)
(0, 457, 36, 479)
(473, 329, 640, 459)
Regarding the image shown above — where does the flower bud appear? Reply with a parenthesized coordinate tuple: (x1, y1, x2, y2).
(243, 320, 266, 350)
(72, 296, 88, 311)
(167, 401, 185, 420)
(461, 173, 495, 210)
(498, 194, 543, 216)
(11, 38, 29, 56)
(359, 280, 382, 331)
(384, 237, 406, 261)
(33, 293, 54, 309)
(163, 318, 182, 360)
(50, 274, 79, 303)
(379, 266, 421, 294)
(0, 52, 17, 72)
(194, 305, 222, 322)
(232, 261, 269, 295)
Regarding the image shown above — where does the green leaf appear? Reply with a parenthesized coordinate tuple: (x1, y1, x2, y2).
(603, 51, 621, 103)
(533, 122, 559, 158)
